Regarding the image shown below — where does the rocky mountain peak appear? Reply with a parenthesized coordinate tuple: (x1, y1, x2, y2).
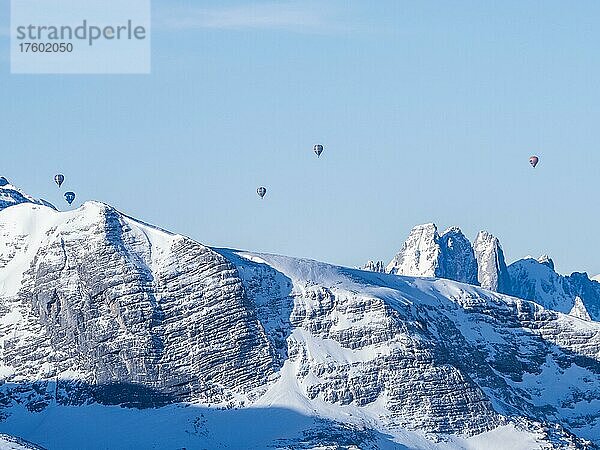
(507, 258, 600, 321)
(382, 223, 599, 321)
(472, 230, 510, 293)
(538, 254, 555, 271)
(386, 223, 478, 285)
(0, 178, 55, 211)
(386, 223, 441, 277)
(438, 226, 479, 285)
(361, 260, 385, 273)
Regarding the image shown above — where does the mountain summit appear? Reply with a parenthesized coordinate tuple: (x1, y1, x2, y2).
(0, 177, 55, 211)
(0, 182, 598, 449)
(385, 223, 478, 285)
(384, 222, 600, 321)
(472, 230, 511, 292)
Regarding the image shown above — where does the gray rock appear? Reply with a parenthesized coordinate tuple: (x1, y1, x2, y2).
(386, 224, 478, 285)
(6, 202, 277, 408)
(0, 185, 599, 448)
(508, 256, 600, 321)
(473, 230, 511, 293)
(360, 260, 385, 273)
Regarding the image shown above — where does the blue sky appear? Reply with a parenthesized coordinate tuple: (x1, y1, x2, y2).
(1, 0, 599, 275)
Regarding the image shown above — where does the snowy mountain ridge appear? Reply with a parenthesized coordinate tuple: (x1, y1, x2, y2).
(0, 180, 599, 449)
(383, 223, 600, 322)
(0, 178, 54, 212)
(385, 224, 479, 286)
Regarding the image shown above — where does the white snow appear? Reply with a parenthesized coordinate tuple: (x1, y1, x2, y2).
(570, 296, 592, 321)
(0, 434, 41, 450)
(0, 190, 598, 449)
(0, 203, 77, 297)
(459, 424, 546, 450)
(0, 402, 554, 450)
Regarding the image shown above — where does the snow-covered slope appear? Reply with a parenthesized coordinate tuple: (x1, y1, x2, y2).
(507, 256, 600, 321)
(382, 223, 600, 324)
(0, 178, 54, 212)
(0, 183, 599, 449)
(0, 434, 44, 450)
(0, 201, 276, 409)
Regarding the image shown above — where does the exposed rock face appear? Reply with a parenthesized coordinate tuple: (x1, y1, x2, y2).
(386, 224, 478, 285)
(538, 254, 555, 271)
(438, 227, 479, 285)
(568, 272, 600, 320)
(1, 202, 277, 409)
(237, 256, 600, 445)
(287, 286, 498, 435)
(1, 186, 600, 447)
(386, 223, 441, 277)
(507, 257, 600, 321)
(385, 225, 600, 324)
(360, 260, 385, 273)
(473, 231, 511, 293)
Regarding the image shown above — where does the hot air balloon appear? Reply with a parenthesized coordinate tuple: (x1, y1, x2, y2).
(314, 144, 324, 158)
(64, 191, 76, 205)
(257, 187, 267, 199)
(529, 156, 539, 168)
(54, 174, 65, 187)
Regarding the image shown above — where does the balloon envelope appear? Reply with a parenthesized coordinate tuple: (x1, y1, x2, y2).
(257, 187, 267, 199)
(529, 156, 539, 168)
(314, 144, 324, 157)
(64, 191, 76, 205)
(54, 174, 65, 187)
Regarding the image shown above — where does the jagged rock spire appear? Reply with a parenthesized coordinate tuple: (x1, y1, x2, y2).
(473, 231, 510, 293)
(386, 223, 478, 285)
(386, 223, 441, 277)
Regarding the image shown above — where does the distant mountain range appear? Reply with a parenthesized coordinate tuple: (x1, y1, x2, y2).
(371, 222, 600, 321)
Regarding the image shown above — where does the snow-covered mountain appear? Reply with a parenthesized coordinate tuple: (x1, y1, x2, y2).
(360, 260, 386, 273)
(386, 224, 478, 285)
(0, 182, 599, 449)
(472, 230, 511, 292)
(508, 256, 600, 321)
(0, 178, 54, 211)
(385, 224, 513, 292)
(0, 434, 44, 450)
(385, 223, 600, 322)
